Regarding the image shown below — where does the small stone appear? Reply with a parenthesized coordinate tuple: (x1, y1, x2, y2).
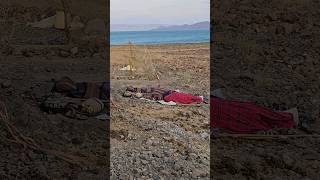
(191, 169, 207, 178)
(45, 67, 52, 72)
(1, 80, 11, 88)
(141, 160, 148, 165)
(59, 50, 70, 57)
(282, 154, 295, 167)
(200, 132, 209, 139)
(70, 16, 84, 30)
(70, 47, 79, 55)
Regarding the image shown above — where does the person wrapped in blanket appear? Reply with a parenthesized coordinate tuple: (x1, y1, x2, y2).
(123, 86, 203, 104)
(41, 76, 109, 120)
(210, 91, 298, 134)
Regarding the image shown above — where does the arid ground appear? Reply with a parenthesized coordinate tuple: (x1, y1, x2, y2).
(110, 44, 210, 179)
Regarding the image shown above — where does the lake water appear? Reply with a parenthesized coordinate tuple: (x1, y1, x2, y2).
(110, 30, 210, 45)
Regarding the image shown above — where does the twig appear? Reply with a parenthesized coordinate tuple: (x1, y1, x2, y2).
(0, 102, 90, 167)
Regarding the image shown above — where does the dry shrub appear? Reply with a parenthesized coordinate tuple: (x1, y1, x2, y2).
(126, 42, 159, 81)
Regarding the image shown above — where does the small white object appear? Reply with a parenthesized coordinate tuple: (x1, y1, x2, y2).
(120, 65, 136, 71)
(158, 100, 176, 106)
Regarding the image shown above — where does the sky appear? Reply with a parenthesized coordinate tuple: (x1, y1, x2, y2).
(111, 0, 210, 25)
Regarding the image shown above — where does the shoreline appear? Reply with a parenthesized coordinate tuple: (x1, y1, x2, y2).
(111, 42, 210, 47)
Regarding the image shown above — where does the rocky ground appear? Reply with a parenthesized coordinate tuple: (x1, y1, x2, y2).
(211, 0, 320, 179)
(0, 3, 108, 179)
(110, 44, 210, 179)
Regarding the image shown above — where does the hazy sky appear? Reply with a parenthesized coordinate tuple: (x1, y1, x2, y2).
(111, 0, 210, 25)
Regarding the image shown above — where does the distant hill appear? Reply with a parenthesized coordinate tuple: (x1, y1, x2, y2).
(111, 24, 164, 32)
(152, 21, 210, 31)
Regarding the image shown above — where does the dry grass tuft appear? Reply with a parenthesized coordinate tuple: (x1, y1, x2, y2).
(119, 42, 160, 81)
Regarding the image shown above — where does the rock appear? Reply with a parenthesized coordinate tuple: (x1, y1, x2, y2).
(191, 169, 207, 178)
(141, 160, 148, 165)
(70, 16, 85, 30)
(1, 80, 11, 88)
(282, 154, 295, 167)
(29, 15, 56, 28)
(45, 67, 52, 72)
(70, 47, 79, 55)
(85, 18, 106, 35)
(200, 132, 209, 139)
(59, 50, 70, 57)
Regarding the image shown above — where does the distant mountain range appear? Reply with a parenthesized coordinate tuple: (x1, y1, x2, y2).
(111, 21, 210, 32)
(151, 21, 210, 31)
(111, 24, 164, 32)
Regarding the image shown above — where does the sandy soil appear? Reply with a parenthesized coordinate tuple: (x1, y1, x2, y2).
(110, 44, 210, 179)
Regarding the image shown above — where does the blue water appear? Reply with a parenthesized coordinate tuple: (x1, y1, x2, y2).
(110, 30, 209, 45)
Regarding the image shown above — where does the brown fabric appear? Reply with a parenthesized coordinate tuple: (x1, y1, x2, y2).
(53, 76, 76, 93)
(84, 83, 101, 99)
(81, 98, 104, 115)
(125, 86, 171, 100)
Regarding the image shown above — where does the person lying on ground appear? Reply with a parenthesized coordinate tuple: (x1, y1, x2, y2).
(123, 86, 203, 104)
(210, 92, 298, 134)
(52, 76, 109, 101)
(40, 77, 109, 120)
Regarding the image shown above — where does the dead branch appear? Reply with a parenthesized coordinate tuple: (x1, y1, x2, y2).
(0, 101, 92, 167)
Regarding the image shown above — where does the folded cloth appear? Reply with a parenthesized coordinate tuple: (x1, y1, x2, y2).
(164, 92, 203, 104)
(210, 97, 295, 134)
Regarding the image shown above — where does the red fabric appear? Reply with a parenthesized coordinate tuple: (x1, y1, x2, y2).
(164, 92, 203, 104)
(210, 97, 295, 133)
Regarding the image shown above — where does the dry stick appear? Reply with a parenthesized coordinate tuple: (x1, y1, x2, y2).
(144, 46, 160, 85)
(0, 103, 90, 167)
(128, 41, 135, 77)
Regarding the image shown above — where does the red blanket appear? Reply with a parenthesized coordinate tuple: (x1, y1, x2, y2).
(164, 92, 203, 104)
(210, 97, 295, 133)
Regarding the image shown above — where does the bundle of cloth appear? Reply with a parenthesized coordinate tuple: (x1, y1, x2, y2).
(41, 76, 109, 120)
(210, 96, 296, 134)
(123, 86, 203, 104)
(52, 76, 109, 100)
